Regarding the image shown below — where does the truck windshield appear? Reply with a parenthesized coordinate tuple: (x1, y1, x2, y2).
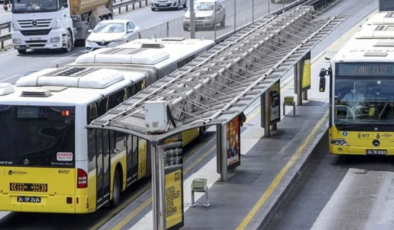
(12, 0, 58, 13)
(334, 78, 394, 126)
(0, 105, 75, 167)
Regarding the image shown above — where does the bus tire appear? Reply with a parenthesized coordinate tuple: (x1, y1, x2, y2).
(110, 169, 121, 208)
(198, 126, 206, 141)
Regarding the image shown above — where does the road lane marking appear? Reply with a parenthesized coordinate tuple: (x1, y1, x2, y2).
(0, 74, 19, 82)
(236, 110, 329, 230)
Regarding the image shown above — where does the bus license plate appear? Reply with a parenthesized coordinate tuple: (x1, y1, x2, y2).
(30, 37, 41, 41)
(366, 150, 387, 155)
(17, 196, 41, 203)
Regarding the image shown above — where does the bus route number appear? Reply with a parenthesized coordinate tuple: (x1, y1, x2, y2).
(10, 183, 48, 192)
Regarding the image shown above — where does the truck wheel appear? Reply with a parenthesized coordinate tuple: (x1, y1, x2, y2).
(61, 31, 72, 53)
(17, 49, 26, 54)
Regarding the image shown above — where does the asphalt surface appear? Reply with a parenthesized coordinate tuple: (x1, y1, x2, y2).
(0, 0, 284, 85)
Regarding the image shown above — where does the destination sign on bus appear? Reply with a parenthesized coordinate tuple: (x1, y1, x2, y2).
(337, 63, 394, 76)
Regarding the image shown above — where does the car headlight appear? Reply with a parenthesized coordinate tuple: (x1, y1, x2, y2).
(13, 38, 22, 44)
(331, 139, 348, 146)
(50, 36, 60, 43)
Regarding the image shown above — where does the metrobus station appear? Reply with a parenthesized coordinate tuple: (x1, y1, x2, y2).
(86, 5, 343, 230)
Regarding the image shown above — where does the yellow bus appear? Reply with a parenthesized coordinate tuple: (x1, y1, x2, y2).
(319, 12, 394, 155)
(0, 38, 214, 213)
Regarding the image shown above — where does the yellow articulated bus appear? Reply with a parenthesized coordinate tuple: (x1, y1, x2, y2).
(0, 38, 214, 213)
(319, 11, 394, 156)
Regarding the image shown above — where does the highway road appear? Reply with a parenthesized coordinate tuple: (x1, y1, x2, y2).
(0, 0, 285, 85)
(264, 1, 393, 229)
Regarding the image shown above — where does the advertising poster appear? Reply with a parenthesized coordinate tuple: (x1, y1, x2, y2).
(165, 165, 184, 230)
(226, 116, 241, 170)
(302, 52, 311, 91)
(269, 81, 280, 123)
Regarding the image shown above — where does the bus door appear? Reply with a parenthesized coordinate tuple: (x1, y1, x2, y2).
(138, 139, 147, 180)
(126, 135, 139, 185)
(96, 130, 111, 208)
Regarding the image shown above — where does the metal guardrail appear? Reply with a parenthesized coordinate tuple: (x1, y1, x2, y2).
(113, 0, 149, 14)
(0, 21, 11, 49)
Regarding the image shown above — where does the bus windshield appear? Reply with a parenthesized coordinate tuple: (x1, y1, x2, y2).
(0, 105, 75, 167)
(334, 78, 394, 126)
(12, 0, 58, 13)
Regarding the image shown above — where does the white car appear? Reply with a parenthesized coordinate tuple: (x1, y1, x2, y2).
(85, 20, 140, 52)
(151, 0, 187, 11)
(183, 0, 226, 31)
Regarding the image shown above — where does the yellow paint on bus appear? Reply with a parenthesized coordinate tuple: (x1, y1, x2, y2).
(329, 125, 394, 155)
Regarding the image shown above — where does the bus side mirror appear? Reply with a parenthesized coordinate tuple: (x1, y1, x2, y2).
(319, 77, 326, 92)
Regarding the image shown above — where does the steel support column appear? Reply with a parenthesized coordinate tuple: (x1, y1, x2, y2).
(294, 61, 303, 106)
(261, 91, 271, 137)
(151, 145, 166, 230)
(216, 124, 228, 182)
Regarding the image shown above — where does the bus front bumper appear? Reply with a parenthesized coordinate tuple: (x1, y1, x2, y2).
(329, 144, 394, 155)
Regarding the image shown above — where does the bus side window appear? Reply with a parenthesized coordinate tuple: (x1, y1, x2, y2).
(115, 131, 126, 155)
(97, 97, 108, 117)
(128, 84, 136, 98)
(87, 103, 98, 124)
(87, 129, 96, 173)
(108, 89, 126, 110)
(135, 81, 142, 94)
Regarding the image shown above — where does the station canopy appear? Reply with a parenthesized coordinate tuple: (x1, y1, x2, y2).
(88, 5, 344, 142)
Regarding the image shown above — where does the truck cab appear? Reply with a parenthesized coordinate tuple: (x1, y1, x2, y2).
(11, 0, 75, 54)
(11, 0, 113, 54)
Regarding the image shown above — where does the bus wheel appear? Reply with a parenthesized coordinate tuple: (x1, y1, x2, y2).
(110, 170, 121, 207)
(198, 126, 206, 141)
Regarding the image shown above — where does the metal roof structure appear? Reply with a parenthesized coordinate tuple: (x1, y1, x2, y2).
(88, 5, 345, 142)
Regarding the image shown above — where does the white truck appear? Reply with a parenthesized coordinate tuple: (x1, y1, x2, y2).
(10, 0, 114, 54)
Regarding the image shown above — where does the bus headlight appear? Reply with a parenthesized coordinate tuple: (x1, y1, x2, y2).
(331, 139, 348, 146)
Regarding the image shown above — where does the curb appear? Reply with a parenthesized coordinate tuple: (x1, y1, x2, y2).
(251, 118, 329, 230)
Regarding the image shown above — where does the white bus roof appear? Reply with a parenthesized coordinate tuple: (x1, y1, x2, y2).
(0, 67, 146, 106)
(367, 11, 394, 25)
(333, 24, 394, 62)
(73, 38, 215, 70)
